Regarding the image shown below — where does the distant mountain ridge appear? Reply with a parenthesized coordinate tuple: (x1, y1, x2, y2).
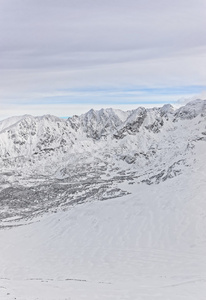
(1, 100, 205, 158)
(0, 99, 206, 223)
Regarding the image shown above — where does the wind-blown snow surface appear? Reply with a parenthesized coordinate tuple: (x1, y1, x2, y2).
(1, 100, 206, 299)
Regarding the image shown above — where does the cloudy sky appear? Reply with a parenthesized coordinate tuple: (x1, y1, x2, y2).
(0, 0, 206, 119)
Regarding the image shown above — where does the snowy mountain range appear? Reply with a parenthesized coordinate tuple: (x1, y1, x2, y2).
(0, 99, 206, 223)
(1, 99, 206, 299)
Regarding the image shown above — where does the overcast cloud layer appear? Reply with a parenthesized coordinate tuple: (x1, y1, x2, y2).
(0, 0, 206, 119)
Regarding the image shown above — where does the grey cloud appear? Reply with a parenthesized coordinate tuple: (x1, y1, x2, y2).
(1, 0, 205, 53)
(0, 0, 206, 117)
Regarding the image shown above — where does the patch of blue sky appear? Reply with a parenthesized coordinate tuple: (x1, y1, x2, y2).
(57, 85, 206, 96)
(18, 85, 206, 106)
(28, 95, 164, 105)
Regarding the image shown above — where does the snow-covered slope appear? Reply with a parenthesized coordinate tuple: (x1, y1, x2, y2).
(0, 100, 206, 299)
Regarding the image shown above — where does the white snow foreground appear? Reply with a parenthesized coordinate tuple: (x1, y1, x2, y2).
(0, 100, 206, 299)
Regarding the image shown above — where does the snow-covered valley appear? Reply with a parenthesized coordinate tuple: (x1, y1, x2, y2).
(0, 100, 206, 299)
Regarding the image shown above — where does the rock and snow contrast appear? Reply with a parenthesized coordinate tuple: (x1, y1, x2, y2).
(0, 99, 206, 299)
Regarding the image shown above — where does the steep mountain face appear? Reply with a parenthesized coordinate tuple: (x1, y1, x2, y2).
(69, 108, 130, 139)
(0, 100, 206, 222)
